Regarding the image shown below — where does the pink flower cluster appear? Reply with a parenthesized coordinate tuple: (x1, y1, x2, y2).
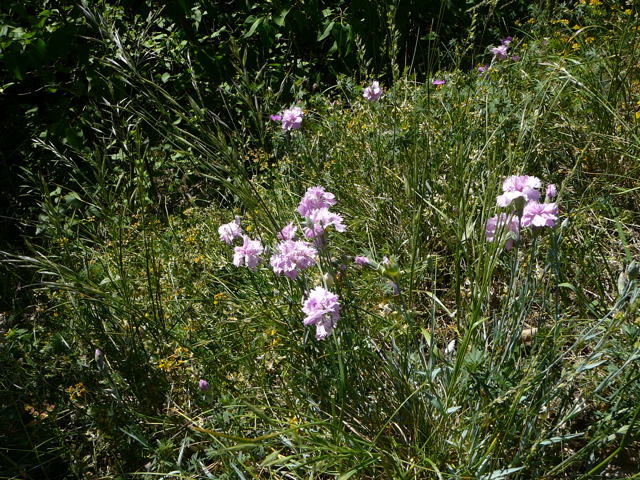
(298, 186, 345, 240)
(496, 175, 541, 207)
(297, 186, 337, 216)
(491, 36, 519, 61)
(219, 216, 265, 270)
(363, 81, 383, 101)
(233, 235, 264, 271)
(294, 186, 345, 338)
(270, 239, 317, 279)
(302, 286, 341, 340)
(219, 186, 345, 340)
(487, 175, 559, 248)
(218, 216, 243, 245)
(271, 106, 304, 131)
(303, 208, 346, 239)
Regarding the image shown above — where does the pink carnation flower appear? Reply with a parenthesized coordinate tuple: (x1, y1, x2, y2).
(278, 222, 298, 241)
(297, 186, 337, 217)
(281, 106, 304, 131)
(218, 216, 243, 245)
(521, 202, 558, 228)
(303, 208, 346, 239)
(491, 44, 509, 60)
(270, 240, 317, 279)
(432, 79, 446, 86)
(302, 286, 341, 340)
(363, 81, 383, 101)
(486, 213, 520, 250)
(233, 235, 263, 271)
(354, 256, 370, 266)
(496, 175, 541, 207)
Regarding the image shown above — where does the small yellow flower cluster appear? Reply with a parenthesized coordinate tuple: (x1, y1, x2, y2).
(265, 328, 280, 348)
(66, 382, 87, 400)
(213, 292, 225, 305)
(245, 148, 274, 171)
(157, 346, 192, 372)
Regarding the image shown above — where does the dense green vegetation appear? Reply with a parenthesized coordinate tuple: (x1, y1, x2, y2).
(1, 0, 640, 478)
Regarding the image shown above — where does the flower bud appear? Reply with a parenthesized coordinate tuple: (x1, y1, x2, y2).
(546, 183, 557, 199)
(95, 349, 105, 370)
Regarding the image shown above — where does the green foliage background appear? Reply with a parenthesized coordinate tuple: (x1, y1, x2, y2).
(0, 0, 531, 344)
(2, 0, 640, 479)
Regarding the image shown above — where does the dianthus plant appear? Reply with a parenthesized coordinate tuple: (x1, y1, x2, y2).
(219, 185, 348, 340)
(486, 174, 559, 250)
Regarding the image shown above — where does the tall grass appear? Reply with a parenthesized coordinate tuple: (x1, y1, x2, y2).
(2, 1, 639, 478)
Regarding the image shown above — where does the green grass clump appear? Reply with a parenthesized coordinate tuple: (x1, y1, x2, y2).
(2, 1, 640, 478)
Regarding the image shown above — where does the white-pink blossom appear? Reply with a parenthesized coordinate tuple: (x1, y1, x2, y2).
(270, 240, 317, 279)
(496, 175, 542, 207)
(521, 202, 558, 228)
(363, 81, 383, 101)
(303, 208, 346, 239)
(218, 216, 243, 245)
(233, 235, 263, 271)
(302, 286, 341, 340)
(297, 186, 337, 217)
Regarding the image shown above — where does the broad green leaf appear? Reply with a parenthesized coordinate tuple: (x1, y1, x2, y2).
(317, 21, 334, 42)
(244, 17, 262, 38)
(273, 8, 290, 27)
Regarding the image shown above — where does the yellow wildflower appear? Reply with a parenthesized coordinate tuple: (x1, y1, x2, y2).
(213, 292, 225, 305)
(66, 382, 87, 400)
